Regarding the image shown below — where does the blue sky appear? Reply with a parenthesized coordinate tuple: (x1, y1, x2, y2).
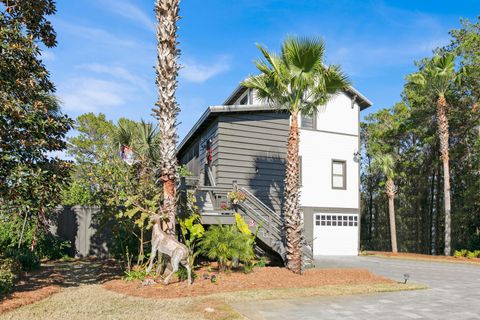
(44, 0, 479, 140)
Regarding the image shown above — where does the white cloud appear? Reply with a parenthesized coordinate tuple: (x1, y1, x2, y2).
(101, 0, 155, 32)
(56, 20, 137, 47)
(80, 63, 150, 92)
(58, 78, 130, 113)
(180, 56, 231, 83)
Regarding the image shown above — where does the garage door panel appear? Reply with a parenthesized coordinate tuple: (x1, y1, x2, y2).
(313, 213, 358, 256)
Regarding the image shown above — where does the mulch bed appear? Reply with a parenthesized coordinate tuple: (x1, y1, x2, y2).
(103, 266, 393, 299)
(0, 285, 61, 314)
(365, 251, 480, 264)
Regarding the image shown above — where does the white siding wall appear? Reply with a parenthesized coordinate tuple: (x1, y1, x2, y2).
(299, 93, 360, 209)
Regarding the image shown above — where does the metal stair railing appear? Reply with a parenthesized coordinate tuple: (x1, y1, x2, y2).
(239, 187, 314, 267)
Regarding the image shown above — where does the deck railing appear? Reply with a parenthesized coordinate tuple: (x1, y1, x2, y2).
(179, 176, 313, 266)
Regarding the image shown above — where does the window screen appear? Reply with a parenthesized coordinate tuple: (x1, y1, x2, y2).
(332, 160, 346, 189)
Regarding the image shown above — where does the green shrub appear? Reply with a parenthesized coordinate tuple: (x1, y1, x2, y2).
(255, 256, 269, 268)
(176, 265, 197, 281)
(200, 224, 255, 271)
(0, 258, 19, 295)
(15, 248, 40, 271)
(123, 266, 148, 281)
(467, 251, 477, 259)
(38, 235, 72, 260)
(454, 249, 469, 258)
(474, 250, 480, 258)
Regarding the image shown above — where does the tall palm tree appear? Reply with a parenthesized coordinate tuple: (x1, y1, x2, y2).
(242, 37, 350, 274)
(407, 53, 461, 256)
(153, 0, 180, 235)
(372, 154, 398, 253)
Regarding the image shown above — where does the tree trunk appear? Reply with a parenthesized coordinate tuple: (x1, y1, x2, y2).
(284, 111, 303, 274)
(437, 94, 452, 256)
(385, 178, 398, 253)
(154, 0, 180, 236)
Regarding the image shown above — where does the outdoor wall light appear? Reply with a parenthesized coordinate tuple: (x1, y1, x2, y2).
(353, 151, 361, 162)
(403, 273, 410, 284)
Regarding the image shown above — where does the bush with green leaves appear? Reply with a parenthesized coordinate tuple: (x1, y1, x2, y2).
(176, 265, 198, 282)
(200, 224, 255, 271)
(0, 258, 20, 295)
(454, 249, 480, 259)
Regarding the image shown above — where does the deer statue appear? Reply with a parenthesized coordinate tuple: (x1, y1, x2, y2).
(146, 214, 192, 285)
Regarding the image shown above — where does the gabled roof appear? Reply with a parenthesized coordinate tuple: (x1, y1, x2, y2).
(177, 105, 279, 155)
(178, 85, 372, 156)
(223, 84, 373, 109)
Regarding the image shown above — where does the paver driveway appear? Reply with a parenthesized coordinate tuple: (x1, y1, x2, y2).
(231, 256, 480, 319)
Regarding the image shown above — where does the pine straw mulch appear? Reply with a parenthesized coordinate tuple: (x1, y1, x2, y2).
(103, 266, 394, 299)
(364, 251, 480, 265)
(0, 258, 121, 314)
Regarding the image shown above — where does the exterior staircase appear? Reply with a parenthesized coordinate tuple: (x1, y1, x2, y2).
(181, 176, 314, 269)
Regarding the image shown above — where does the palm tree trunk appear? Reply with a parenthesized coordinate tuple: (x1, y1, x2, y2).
(385, 178, 398, 253)
(437, 94, 451, 256)
(154, 0, 180, 235)
(284, 111, 303, 274)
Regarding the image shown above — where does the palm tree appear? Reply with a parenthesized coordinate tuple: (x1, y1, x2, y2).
(372, 154, 398, 253)
(407, 53, 462, 256)
(242, 37, 350, 274)
(152, 0, 180, 235)
(115, 120, 161, 264)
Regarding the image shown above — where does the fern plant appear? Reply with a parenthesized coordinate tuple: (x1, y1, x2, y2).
(200, 224, 255, 271)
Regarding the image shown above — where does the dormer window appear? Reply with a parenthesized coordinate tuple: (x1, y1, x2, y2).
(239, 94, 248, 105)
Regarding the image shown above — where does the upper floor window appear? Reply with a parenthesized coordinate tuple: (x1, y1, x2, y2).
(239, 94, 248, 105)
(332, 160, 346, 190)
(300, 112, 316, 129)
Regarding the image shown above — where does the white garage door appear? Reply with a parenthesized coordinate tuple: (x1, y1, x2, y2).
(313, 213, 359, 256)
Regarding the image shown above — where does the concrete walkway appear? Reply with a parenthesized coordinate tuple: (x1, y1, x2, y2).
(231, 256, 480, 319)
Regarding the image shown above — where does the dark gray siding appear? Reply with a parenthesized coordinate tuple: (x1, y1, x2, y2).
(216, 111, 289, 212)
(179, 121, 219, 182)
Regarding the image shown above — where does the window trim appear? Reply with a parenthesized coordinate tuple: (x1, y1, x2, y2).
(300, 111, 316, 130)
(331, 159, 347, 190)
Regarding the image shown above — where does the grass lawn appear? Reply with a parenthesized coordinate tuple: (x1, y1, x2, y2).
(0, 260, 425, 320)
(0, 282, 425, 320)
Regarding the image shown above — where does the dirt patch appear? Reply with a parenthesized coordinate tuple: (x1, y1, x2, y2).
(364, 251, 480, 265)
(0, 258, 122, 314)
(103, 266, 393, 299)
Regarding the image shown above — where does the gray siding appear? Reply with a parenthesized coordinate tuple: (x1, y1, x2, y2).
(216, 111, 289, 213)
(179, 122, 219, 183)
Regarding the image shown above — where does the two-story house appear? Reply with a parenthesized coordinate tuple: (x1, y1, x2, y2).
(177, 83, 372, 260)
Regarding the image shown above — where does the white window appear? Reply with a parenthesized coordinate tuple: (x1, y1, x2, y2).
(316, 214, 357, 227)
(332, 160, 346, 189)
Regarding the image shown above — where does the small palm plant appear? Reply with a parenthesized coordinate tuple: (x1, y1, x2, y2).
(371, 153, 398, 253)
(242, 36, 350, 273)
(114, 120, 161, 265)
